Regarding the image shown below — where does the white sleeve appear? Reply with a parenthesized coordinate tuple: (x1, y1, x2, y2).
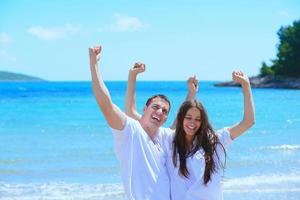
(216, 127, 233, 148)
(111, 116, 136, 160)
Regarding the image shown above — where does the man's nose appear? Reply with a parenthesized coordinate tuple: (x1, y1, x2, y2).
(156, 108, 163, 114)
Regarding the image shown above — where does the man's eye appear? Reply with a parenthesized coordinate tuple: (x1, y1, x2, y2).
(152, 105, 158, 109)
(162, 109, 168, 114)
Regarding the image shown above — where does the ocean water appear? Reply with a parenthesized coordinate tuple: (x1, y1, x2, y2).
(0, 81, 300, 200)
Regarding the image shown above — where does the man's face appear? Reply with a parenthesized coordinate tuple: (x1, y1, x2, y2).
(143, 97, 170, 128)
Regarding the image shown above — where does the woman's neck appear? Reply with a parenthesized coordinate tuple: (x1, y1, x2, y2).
(185, 135, 195, 151)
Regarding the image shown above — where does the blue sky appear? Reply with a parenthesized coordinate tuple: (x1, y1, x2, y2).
(0, 0, 299, 81)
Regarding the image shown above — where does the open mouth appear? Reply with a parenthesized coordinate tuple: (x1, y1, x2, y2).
(185, 124, 196, 132)
(151, 115, 161, 122)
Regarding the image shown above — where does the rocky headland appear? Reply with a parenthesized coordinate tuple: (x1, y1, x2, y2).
(215, 75, 300, 89)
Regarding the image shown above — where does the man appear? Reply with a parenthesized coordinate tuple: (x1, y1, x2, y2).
(89, 45, 198, 200)
(125, 62, 199, 129)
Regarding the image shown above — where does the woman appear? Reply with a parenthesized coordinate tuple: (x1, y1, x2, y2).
(125, 66, 255, 200)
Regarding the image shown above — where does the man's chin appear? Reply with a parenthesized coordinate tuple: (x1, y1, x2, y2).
(150, 119, 162, 127)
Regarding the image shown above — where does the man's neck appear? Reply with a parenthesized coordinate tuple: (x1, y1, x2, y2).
(139, 119, 158, 140)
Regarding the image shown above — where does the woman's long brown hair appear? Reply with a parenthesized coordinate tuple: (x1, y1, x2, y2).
(172, 100, 226, 184)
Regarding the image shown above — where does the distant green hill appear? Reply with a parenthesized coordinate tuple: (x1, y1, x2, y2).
(0, 71, 44, 81)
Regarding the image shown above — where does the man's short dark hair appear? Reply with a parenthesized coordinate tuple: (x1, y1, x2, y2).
(145, 94, 171, 113)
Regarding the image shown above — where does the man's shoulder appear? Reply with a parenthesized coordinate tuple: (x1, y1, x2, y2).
(126, 116, 139, 126)
(158, 127, 174, 140)
(159, 126, 174, 134)
(111, 116, 140, 134)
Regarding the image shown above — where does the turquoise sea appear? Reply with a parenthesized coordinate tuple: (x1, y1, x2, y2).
(1, 81, 300, 200)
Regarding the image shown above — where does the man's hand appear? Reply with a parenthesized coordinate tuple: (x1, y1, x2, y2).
(89, 45, 102, 67)
(130, 62, 146, 76)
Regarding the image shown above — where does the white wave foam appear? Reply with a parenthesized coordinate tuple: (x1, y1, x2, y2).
(222, 173, 300, 196)
(224, 187, 300, 194)
(266, 144, 300, 151)
(223, 173, 300, 193)
(0, 182, 125, 200)
(2, 174, 300, 199)
(253, 144, 300, 152)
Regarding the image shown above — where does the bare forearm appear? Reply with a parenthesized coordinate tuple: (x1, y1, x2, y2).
(241, 82, 255, 127)
(186, 92, 196, 101)
(230, 83, 255, 139)
(125, 71, 141, 120)
(90, 65, 114, 113)
(125, 72, 137, 113)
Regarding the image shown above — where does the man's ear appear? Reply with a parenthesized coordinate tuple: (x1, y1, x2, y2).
(143, 105, 147, 112)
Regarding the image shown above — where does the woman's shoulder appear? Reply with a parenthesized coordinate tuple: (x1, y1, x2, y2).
(215, 127, 233, 147)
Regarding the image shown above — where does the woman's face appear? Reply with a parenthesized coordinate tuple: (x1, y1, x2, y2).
(183, 107, 201, 141)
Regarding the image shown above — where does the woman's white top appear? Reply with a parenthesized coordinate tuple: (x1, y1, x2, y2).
(166, 128, 232, 200)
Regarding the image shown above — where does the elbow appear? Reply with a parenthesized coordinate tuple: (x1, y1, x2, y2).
(249, 120, 255, 128)
(242, 115, 255, 129)
(100, 103, 114, 115)
(246, 118, 255, 129)
(252, 117, 255, 125)
(251, 115, 256, 126)
(125, 110, 132, 117)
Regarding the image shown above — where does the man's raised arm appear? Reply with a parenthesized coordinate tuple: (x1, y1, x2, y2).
(89, 45, 126, 130)
(125, 62, 145, 120)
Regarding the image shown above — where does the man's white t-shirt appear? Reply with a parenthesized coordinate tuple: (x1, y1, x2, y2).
(166, 128, 233, 200)
(111, 116, 173, 200)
